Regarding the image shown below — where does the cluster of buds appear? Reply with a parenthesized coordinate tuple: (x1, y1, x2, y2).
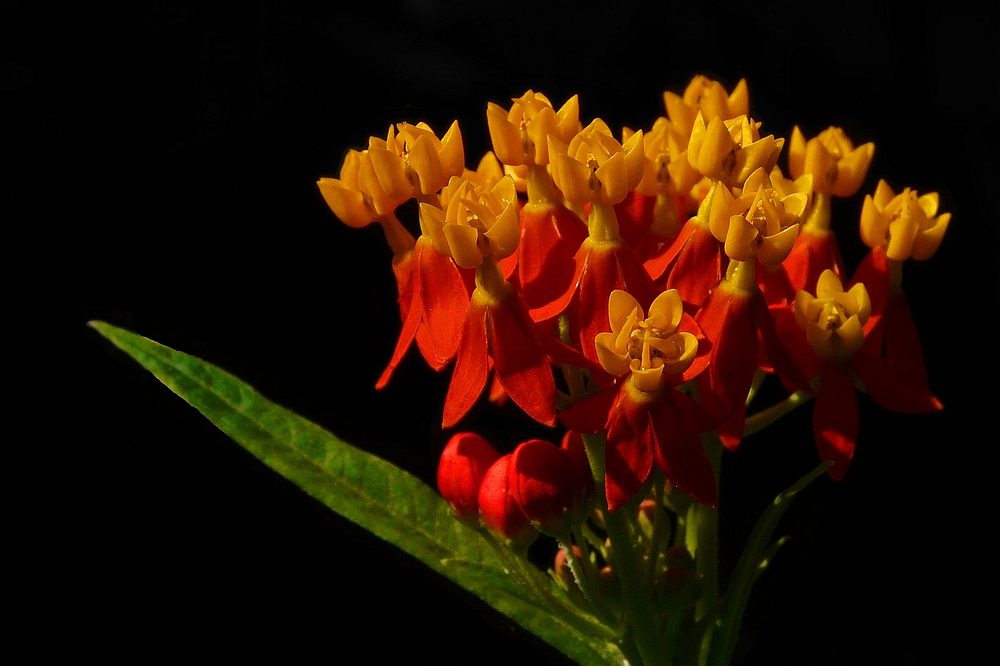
(437, 431, 592, 547)
(319, 74, 948, 559)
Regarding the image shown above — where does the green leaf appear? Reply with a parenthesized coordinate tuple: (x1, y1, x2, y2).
(89, 321, 625, 666)
(703, 460, 832, 666)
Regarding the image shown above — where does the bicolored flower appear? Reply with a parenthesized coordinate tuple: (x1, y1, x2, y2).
(368, 121, 465, 200)
(788, 126, 874, 197)
(560, 289, 716, 511)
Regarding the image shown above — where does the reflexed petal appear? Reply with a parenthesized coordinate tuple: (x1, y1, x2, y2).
(489, 290, 557, 427)
(416, 238, 469, 364)
(813, 364, 859, 481)
(650, 391, 717, 507)
(443, 297, 490, 428)
(605, 388, 654, 511)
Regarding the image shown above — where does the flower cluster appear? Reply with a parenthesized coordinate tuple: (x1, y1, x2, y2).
(319, 75, 947, 519)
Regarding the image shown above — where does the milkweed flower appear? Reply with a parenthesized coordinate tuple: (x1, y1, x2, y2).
(368, 120, 465, 201)
(788, 126, 875, 197)
(662, 75, 749, 139)
(687, 114, 783, 190)
(560, 289, 716, 511)
(707, 167, 806, 267)
(487, 91, 588, 309)
(860, 180, 951, 263)
(790, 270, 870, 479)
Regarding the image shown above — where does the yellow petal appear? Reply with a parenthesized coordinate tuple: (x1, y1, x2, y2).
(443, 223, 482, 268)
(757, 223, 799, 267)
(484, 202, 520, 259)
(846, 283, 871, 322)
(724, 214, 756, 262)
(418, 202, 451, 255)
(647, 288, 684, 331)
(317, 178, 373, 228)
(553, 151, 593, 205)
(597, 150, 628, 204)
(630, 360, 665, 393)
(596, 332, 631, 376)
(838, 315, 865, 355)
(439, 120, 466, 178)
(652, 332, 698, 374)
(487, 102, 524, 166)
(408, 133, 446, 194)
(608, 290, 643, 331)
(829, 141, 874, 197)
(368, 146, 412, 200)
(911, 212, 950, 261)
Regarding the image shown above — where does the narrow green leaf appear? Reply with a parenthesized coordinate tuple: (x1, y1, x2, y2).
(704, 461, 832, 666)
(90, 321, 625, 666)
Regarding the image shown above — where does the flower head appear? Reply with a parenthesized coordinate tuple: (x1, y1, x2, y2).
(709, 167, 806, 266)
(788, 126, 874, 197)
(317, 149, 405, 228)
(687, 114, 783, 189)
(595, 289, 700, 392)
(487, 90, 581, 167)
(663, 75, 749, 139)
(419, 175, 521, 268)
(549, 119, 645, 206)
(368, 121, 465, 200)
(794, 270, 871, 363)
(860, 180, 951, 261)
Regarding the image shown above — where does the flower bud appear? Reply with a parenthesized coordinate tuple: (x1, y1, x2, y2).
(436, 432, 501, 522)
(511, 438, 590, 535)
(478, 455, 536, 547)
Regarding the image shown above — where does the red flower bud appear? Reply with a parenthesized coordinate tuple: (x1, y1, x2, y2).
(511, 438, 589, 535)
(436, 432, 500, 522)
(478, 455, 536, 546)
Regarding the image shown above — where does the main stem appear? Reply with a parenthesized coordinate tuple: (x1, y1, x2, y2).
(686, 433, 724, 623)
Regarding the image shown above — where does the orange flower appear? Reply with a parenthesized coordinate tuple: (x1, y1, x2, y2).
(560, 290, 716, 511)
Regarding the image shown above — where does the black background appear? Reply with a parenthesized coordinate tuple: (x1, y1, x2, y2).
(13, 1, 996, 663)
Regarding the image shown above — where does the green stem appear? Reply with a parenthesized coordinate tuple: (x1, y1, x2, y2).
(559, 533, 618, 627)
(685, 434, 723, 623)
(742, 391, 812, 437)
(605, 507, 671, 666)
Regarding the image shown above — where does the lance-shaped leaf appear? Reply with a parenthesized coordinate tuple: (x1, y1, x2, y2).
(88, 321, 626, 666)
